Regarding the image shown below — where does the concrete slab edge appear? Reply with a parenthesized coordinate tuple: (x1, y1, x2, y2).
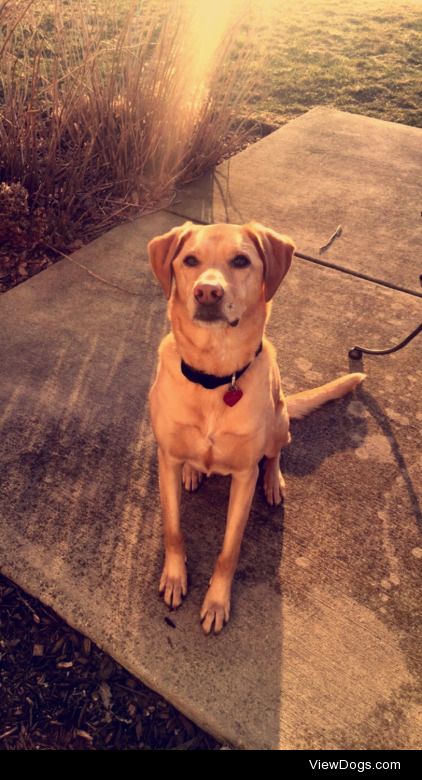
(0, 561, 239, 749)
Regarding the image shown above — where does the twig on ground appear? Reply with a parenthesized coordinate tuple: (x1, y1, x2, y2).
(46, 245, 143, 296)
(319, 225, 342, 254)
(44, 195, 181, 296)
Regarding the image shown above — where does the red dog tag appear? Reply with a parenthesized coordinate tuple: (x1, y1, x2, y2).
(223, 387, 243, 406)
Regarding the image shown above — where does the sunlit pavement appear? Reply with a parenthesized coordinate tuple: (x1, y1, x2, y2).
(0, 109, 421, 749)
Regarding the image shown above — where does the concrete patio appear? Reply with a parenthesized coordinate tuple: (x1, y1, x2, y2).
(0, 108, 421, 749)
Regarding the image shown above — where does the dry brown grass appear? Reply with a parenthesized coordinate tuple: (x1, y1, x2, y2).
(0, 0, 266, 247)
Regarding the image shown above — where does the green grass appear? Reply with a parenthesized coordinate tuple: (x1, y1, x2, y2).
(244, 0, 422, 128)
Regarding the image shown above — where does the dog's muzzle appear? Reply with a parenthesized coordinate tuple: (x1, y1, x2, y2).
(193, 283, 238, 326)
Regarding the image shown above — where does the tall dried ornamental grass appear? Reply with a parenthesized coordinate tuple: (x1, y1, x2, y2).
(0, 0, 267, 248)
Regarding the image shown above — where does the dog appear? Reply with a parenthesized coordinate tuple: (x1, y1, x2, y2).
(148, 221, 365, 634)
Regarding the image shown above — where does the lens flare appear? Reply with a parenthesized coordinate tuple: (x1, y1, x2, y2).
(151, 0, 276, 185)
(172, 0, 243, 126)
(186, 0, 236, 89)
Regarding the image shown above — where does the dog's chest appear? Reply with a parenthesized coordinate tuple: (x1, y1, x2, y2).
(150, 379, 265, 475)
(179, 408, 262, 475)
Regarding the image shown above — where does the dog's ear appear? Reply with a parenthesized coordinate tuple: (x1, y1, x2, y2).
(244, 222, 295, 302)
(148, 222, 193, 299)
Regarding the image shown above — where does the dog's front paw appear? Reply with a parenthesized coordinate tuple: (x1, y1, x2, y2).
(200, 579, 231, 635)
(159, 554, 188, 609)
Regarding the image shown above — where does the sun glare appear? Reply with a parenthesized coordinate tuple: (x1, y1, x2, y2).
(151, 0, 278, 177)
(183, 0, 276, 89)
(187, 0, 235, 84)
(176, 0, 243, 119)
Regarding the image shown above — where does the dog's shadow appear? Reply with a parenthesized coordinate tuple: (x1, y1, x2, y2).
(281, 385, 421, 531)
(283, 394, 368, 478)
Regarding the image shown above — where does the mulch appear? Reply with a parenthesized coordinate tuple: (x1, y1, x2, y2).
(0, 573, 222, 750)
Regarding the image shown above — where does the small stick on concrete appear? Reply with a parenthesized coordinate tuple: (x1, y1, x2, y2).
(319, 225, 343, 254)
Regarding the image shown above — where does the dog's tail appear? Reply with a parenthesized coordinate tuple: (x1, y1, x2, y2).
(286, 373, 366, 420)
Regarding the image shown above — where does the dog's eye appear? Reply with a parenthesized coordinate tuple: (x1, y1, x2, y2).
(230, 255, 251, 268)
(183, 255, 199, 267)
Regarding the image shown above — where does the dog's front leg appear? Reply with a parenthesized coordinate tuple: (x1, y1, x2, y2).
(158, 447, 187, 608)
(200, 464, 259, 634)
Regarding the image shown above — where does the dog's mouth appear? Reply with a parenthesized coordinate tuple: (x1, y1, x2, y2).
(193, 301, 240, 328)
(194, 309, 239, 328)
(194, 306, 223, 322)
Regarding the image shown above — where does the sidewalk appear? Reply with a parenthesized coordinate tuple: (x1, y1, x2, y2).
(0, 109, 421, 749)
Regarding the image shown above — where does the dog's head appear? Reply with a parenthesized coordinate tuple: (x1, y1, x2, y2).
(148, 221, 295, 328)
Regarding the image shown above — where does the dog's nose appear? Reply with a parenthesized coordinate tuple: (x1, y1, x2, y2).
(194, 283, 224, 304)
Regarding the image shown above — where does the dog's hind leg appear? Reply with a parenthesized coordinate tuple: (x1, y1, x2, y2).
(263, 401, 290, 506)
(182, 462, 204, 492)
(263, 453, 286, 506)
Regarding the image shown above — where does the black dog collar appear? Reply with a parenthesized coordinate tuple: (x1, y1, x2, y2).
(181, 343, 263, 390)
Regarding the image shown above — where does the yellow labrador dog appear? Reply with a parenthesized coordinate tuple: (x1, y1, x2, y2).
(148, 221, 364, 634)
